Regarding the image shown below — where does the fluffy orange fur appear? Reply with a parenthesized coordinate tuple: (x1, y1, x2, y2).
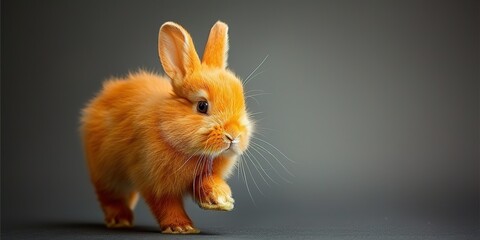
(80, 21, 253, 234)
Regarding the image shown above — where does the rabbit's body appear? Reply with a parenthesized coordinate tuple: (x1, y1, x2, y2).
(81, 22, 252, 234)
(83, 72, 185, 195)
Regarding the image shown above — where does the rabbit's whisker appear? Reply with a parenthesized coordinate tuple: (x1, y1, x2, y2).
(250, 141, 293, 177)
(246, 96, 260, 105)
(253, 130, 268, 138)
(199, 156, 208, 202)
(240, 156, 256, 205)
(243, 55, 269, 86)
(252, 136, 295, 163)
(245, 70, 265, 85)
(249, 143, 292, 184)
(248, 111, 264, 116)
(246, 92, 271, 98)
(244, 154, 264, 196)
(245, 89, 265, 94)
(173, 148, 200, 175)
(245, 148, 276, 186)
(192, 154, 203, 202)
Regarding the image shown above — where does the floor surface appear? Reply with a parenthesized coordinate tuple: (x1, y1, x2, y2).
(2, 222, 479, 240)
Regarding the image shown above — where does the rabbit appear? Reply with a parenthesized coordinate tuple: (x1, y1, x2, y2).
(80, 21, 253, 234)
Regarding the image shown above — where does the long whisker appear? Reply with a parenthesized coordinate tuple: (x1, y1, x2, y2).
(252, 136, 296, 163)
(199, 156, 208, 203)
(192, 154, 203, 202)
(240, 157, 256, 205)
(245, 89, 265, 94)
(256, 126, 279, 133)
(192, 142, 212, 192)
(173, 148, 200, 175)
(253, 130, 268, 138)
(250, 143, 292, 184)
(245, 92, 272, 98)
(244, 148, 270, 186)
(248, 111, 264, 116)
(245, 148, 277, 185)
(245, 70, 265, 85)
(207, 156, 215, 186)
(244, 55, 269, 86)
(246, 96, 261, 106)
(250, 141, 294, 177)
(248, 112, 264, 117)
(253, 117, 266, 124)
(237, 155, 241, 180)
(243, 153, 265, 196)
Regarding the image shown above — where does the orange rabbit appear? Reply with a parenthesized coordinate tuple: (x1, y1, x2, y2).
(80, 21, 253, 234)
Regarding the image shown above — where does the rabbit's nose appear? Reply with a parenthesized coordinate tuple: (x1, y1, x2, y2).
(224, 133, 240, 144)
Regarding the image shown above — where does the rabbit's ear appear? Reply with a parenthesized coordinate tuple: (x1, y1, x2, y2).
(202, 21, 229, 69)
(159, 22, 201, 84)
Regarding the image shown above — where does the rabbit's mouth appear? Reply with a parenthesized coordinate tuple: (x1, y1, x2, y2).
(221, 142, 241, 156)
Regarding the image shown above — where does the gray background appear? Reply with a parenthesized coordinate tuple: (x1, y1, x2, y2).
(2, 0, 479, 238)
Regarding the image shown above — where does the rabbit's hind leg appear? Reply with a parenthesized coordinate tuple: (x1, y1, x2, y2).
(95, 186, 139, 228)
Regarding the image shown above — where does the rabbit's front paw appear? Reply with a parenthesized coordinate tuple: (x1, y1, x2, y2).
(199, 192, 235, 211)
(195, 176, 234, 211)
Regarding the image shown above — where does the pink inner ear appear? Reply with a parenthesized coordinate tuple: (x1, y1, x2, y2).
(160, 33, 182, 79)
(159, 23, 202, 82)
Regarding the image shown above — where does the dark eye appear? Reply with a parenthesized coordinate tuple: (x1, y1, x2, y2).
(197, 101, 208, 114)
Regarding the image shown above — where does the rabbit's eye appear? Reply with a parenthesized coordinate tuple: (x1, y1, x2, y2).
(197, 101, 209, 114)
